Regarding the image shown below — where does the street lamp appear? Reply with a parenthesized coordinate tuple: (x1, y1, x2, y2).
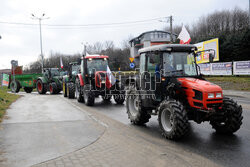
(31, 13, 49, 72)
(159, 16, 173, 43)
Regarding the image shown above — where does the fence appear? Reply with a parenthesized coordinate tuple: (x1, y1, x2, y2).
(198, 60, 250, 76)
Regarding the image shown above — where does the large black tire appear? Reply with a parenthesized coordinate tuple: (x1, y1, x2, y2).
(113, 84, 125, 104)
(102, 95, 112, 102)
(24, 87, 33, 93)
(75, 78, 84, 103)
(83, 84, 95, 106)
(126, 85, 151, 125)
(158, 99, 189, 140)
(67, 82, 75, 99)
(10, 80, 21, 93)
(210, 97, 243, 134)
(36, 80, 47, 94)
(49, 83, 58, 94)
(63, 82, 67, 97)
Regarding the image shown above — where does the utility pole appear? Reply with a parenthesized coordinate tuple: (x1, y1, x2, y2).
(31, 13, 49, 73)
(159, 16, 173, 43)
(169, 15, 173, 43)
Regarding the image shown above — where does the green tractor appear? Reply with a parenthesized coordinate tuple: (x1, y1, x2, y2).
(36, 68, 63, 94)
(63, 62, 80, 99)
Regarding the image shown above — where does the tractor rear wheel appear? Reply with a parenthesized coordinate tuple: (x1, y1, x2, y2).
(210, 97, 243, 134)
(126, 85, 151, 125)
(10, 80, 21, 93)
(49, 83, 57, 94)
(24, 87, 33, 93)
(83, 84, 95, 106)
(75, 78, 84, 103)
(36, 80, 47, 94)
(158, 99, 189, 140)
(67, 82, 75, 99)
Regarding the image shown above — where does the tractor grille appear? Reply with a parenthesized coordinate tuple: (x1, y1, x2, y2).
(193, 102, 203, 107)
(193, 89, 203, 100)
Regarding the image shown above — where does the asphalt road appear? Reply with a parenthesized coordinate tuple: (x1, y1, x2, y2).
(81, 95, 250, 167)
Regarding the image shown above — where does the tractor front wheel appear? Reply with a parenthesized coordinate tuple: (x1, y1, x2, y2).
(126, 85, 151, 125)
(75, 78, 84, 103)
(36, 80, 47, 94)
(210, 97, 243, 134)
(24, 87, 33, 93)
(113, 84, 125, 104)
(83, 85, 95, 106)
(102, 95, 112, 102)
(49, 83, 58, 94)
(158, 99, 189, 140)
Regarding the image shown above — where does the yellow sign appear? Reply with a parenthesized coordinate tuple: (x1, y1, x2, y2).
(129, 57, 134, 63)
(195, 38, 219, 64)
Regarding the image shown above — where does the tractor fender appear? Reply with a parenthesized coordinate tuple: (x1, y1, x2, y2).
(37, 77, 47, 83)
(77, 74, 84, 86)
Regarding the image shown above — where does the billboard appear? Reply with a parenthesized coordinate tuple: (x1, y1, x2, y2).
(211, 62, 232, 75)
(195, 38, 219, 64)
(233, 61, 250, 75)
(2, 73, 10, 86)
(198, 63, 211, 75)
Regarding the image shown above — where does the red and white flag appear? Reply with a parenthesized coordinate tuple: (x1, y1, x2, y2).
(60, 56, 63, 68)
(178, 25, 191, 44)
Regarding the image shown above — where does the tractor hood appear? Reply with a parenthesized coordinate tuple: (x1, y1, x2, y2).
(178, 78, 222, 93)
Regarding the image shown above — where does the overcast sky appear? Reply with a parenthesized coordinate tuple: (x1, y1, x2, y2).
(0, 0, 248, 69)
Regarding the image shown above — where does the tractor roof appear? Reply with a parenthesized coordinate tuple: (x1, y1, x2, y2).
(139, 44, 197, 54)
(84, 55, 109, 59)
(69, 62, 79, 65)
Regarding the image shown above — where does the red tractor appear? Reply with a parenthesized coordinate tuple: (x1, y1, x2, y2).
(126, 44, 243, 140)
(75, 54, 125, 106)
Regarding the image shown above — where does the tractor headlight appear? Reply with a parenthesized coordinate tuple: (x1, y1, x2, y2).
(216, 93, 222, 98)
(208, 93, 214, 98)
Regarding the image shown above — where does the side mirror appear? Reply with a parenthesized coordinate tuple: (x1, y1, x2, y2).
(209, 52, 215, 63)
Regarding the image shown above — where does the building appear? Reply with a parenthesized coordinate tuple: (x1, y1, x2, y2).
(129, 30, 177, 58)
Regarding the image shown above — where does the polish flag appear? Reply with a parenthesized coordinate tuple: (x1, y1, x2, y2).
(178, 25, 191, 44)
(106, 65, 116, 88)
(60, 56, 63, 68)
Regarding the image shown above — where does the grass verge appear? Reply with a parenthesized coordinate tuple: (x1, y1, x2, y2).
(205, 76, 250, 91)
(0, 87, 20, 121)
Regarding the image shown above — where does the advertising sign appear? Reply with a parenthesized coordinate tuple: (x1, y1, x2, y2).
(233, 61, 250, 75)
(211, 62, 232, 75)
(195, 38, 219, 64)
(2, 73, 9, 86)
(198, 63, 211, 75)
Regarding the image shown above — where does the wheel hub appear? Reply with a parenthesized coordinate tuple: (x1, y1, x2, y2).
(161, 109, 173, 132)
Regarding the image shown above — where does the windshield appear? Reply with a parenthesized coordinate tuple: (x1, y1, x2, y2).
(50, 69, 60, 76)
(163, 52, 197, 76)
(71, 65, 79, 75)
(87, 58, 108, 73)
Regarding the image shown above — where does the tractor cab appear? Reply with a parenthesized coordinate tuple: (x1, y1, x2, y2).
(43, 68, 61, 79)
(137, 44, 221, 109)
(84, 55, 109, 75)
